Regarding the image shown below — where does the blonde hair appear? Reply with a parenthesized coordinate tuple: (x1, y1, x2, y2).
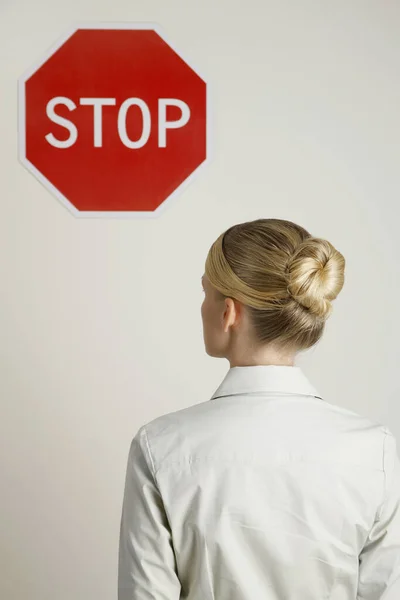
(205, 218, 345, 352)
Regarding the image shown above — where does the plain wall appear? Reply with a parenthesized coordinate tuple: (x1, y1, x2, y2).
(1, 1, 400, 599)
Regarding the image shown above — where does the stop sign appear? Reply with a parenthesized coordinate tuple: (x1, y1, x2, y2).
(18, 24, 208, 217)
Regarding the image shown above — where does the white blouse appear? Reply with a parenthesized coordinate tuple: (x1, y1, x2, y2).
(118, 365, 400, 599)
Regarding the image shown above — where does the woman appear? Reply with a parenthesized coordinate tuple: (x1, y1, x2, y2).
(118, 218, 400, 599)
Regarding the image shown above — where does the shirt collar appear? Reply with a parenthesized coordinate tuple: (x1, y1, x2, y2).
(210, 365, 323, 401)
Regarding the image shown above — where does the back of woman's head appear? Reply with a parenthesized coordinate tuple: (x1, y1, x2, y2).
(204, 218, 345, 353)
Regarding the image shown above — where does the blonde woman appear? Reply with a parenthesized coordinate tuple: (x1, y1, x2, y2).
(118, 218, 400, 600)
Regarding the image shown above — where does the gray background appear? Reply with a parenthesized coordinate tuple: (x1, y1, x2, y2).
(1, 1, 399, 599)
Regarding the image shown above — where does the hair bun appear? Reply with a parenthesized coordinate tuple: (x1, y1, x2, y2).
(286, 237, 345, 319)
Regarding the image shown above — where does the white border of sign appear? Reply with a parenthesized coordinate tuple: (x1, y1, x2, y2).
(18, 21, 211, 219)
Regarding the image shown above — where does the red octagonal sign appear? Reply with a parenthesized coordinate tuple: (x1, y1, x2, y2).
(18, 24, 208, 217)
